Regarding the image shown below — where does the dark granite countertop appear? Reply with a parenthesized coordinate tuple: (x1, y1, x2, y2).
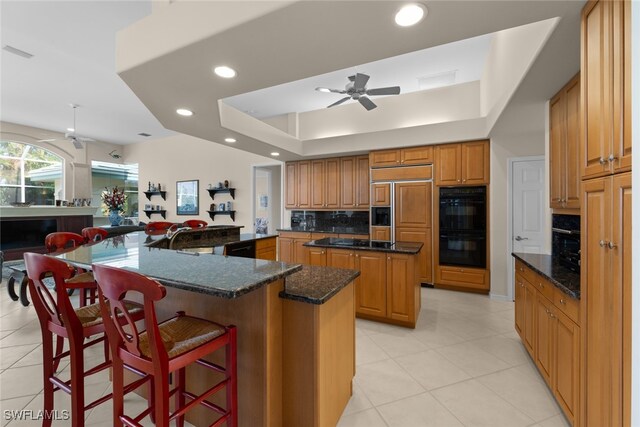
(305, 237, 422, 254)
(176, 233, 278, 255)
(512, 252, 580, 299)
(277, 227, 370, 235)
(55, 231, 302, 299)
(281, 265, 360, 305)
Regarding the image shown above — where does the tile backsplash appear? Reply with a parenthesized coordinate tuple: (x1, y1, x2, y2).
(291, 210, 369, 229)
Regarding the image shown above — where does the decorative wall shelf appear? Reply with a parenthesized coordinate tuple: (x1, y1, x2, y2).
(143, 209, 166, 219)
(207, 210, 236, 222)
(144, 191, 167, 201)
(207, 188, 235, 200)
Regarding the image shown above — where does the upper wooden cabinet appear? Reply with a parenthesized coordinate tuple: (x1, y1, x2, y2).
(369, 146, 433, 168)
(435, 140, 490, 186)
(581, 0, 631, 179)
(340, 155, 370, 209)
(311, 158, 340, 209)
(394, 181, 431, 228)
(550, 74, 581, 210)
(285, 161, 311, 209)
(371, 183, 390, 206)
(287, 156, 368, 210)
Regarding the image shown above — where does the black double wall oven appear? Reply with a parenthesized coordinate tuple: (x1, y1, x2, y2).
(439, 186, 487, 269)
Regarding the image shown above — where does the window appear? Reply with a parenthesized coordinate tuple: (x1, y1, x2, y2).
(0, 141, 63, 205)
(91, 161, 139, 222)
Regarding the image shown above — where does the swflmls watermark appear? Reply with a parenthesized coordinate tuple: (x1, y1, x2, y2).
(3, 409, 70, 421)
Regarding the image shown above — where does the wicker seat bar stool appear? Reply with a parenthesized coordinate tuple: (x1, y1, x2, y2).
(23, 253, 145, 427)
(93, 264, 238, 427)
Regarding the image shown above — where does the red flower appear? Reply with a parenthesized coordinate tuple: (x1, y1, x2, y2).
(102, 186, 127, 212)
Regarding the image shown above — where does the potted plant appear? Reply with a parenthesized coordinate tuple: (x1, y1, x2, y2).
(102, 186, 127, 226)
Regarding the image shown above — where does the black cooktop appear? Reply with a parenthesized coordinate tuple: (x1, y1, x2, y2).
(322, 238, 393, 249)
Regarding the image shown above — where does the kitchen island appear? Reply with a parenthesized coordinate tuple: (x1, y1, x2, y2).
(55, 231, 359, 427)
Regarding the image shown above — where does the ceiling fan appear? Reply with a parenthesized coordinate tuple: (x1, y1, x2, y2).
(315, 73, 401, 111)
(37, 104, 95, 149)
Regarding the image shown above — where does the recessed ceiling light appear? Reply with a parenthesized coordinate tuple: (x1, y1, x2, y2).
(270, 152, 280, 157)
(225, 138, 236, 143)
(214, 66, 237, 78)
(67, 127, 75, 132)
(176, 108, 194, 116)
(395, 3, 426, 27)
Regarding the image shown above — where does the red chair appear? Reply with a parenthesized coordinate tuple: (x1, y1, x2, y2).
(23, 253, 144, 427)
(45, 232, 85, 253)
(81, 227, 109, 242)
(182, 219, 208, 229)
(144, 221, 174, 232)
(93, 264, 238, 427)
(45, 232, 95, 306)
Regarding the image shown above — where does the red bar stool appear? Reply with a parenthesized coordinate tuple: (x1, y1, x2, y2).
(23, 253, 144, 427)
(45, 232, 97, 306)
(182, 219, 208, 228)
(93, 264, 238, 427)
(144, 221, 174, 232)
(81, 227, 109, 242)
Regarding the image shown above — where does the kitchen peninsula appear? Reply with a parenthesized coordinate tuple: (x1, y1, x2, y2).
(55, 230, 359, 427)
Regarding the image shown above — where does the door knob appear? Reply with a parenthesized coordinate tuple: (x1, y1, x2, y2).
(515, 236, 529, 241)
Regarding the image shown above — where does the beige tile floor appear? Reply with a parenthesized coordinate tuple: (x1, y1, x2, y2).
(0, 278, 570, 427)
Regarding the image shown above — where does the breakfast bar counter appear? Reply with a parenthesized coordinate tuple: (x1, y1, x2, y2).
(54, 231, 357, 427)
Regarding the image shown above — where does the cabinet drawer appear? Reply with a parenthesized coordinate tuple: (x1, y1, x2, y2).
(370, 226, 391, 241)
(515, 260, 536, 284)
(279, 231, 311, 239)
(532, 274, 555, 301)
(554, 287, 580, 325)
(437, 266, 488, 290)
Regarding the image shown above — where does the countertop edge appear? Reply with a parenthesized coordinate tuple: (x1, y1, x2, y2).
(280, 266, 361, 305)
(511, 253, 580, 300)
(304, 239, 422, 255)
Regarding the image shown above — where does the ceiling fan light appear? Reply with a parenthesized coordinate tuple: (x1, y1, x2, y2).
(316, 87, 331, 93)
(395, 4, 426, 27)
(224, 137, 236, 143)
(67, 127, 75, 132)
(270, 152, 280, 157)
(214, 66, 237, 78)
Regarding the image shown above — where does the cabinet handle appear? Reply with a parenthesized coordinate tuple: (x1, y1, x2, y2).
(608, 153, 618, 163)
(550, 312, 555, 319)
(599, 157, 607, 165)
(539, 282, 544, 288)
(350, 253, 353, 257)
(608, 241, 617, 249)
(599, 240, 607, 248)
(387, 256, 391, 260)
(462, 179, 466, 182)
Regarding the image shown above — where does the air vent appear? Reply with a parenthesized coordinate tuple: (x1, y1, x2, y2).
(138, 132, 151, 137)
(3, 45, 34, 59)
(417, 70, 457, 91)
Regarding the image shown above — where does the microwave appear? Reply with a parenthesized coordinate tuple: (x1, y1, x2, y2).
(371, 207, 391, 227)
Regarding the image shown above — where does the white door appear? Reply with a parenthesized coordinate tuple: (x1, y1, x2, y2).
(512, 159, 546, 254)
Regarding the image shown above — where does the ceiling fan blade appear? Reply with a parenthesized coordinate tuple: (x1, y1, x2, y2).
(366, 86, 401, 96)
(316, 87, 346, 94)
(71, 138, 83, 149)
(78, 136, 95, 142)
(37, 139, 57, 143)
(354, 73, 370, 91)
(327, 96, 351, 108)
(358, 96, 377, 111)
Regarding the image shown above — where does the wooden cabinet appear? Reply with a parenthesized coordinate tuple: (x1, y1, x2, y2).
(326, 248, 420, 328)
(394, 182, 431, 228)
(581, 0, 631, 179)
(278, 231, 312, 263)
(311, 159, 340, 209)
(284, 161, 311, 209)
(370, 226, 391, 241)
(435, 265, 489, 291)
(353, 251, 387, 318)
(434, 140, 490, 186)
(582, 172, 631, 427)
(396, 227, 432, 284)
(371, 183, 390, 206)
(355, 155, 370, 208)
(513, 260, 581, 425)
(369, 146, 433, 168)
(308, 247, 327, 266)
(550, 74, 581, 210)
(256, 237, 277, 261)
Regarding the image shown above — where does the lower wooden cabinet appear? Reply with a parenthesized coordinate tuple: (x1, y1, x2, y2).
(435, 265, 489, 291)
(308, 247, 327, 266)
(327, 248, 420, 328)
(278, 232, 327, 263)
(396, 227, 432, 284)
(256, 237, 277, 261)
(514, 261, 580, 426)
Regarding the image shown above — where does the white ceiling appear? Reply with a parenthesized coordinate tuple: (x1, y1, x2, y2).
(0, 0, 174, 145)
(223, 33, 493, 119)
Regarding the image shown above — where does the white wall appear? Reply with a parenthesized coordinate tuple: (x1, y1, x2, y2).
(124, 133, 275, 229)
(488, 98, 548, 298)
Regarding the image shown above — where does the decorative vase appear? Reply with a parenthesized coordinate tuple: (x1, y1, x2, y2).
(108, 209, 123, 226)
